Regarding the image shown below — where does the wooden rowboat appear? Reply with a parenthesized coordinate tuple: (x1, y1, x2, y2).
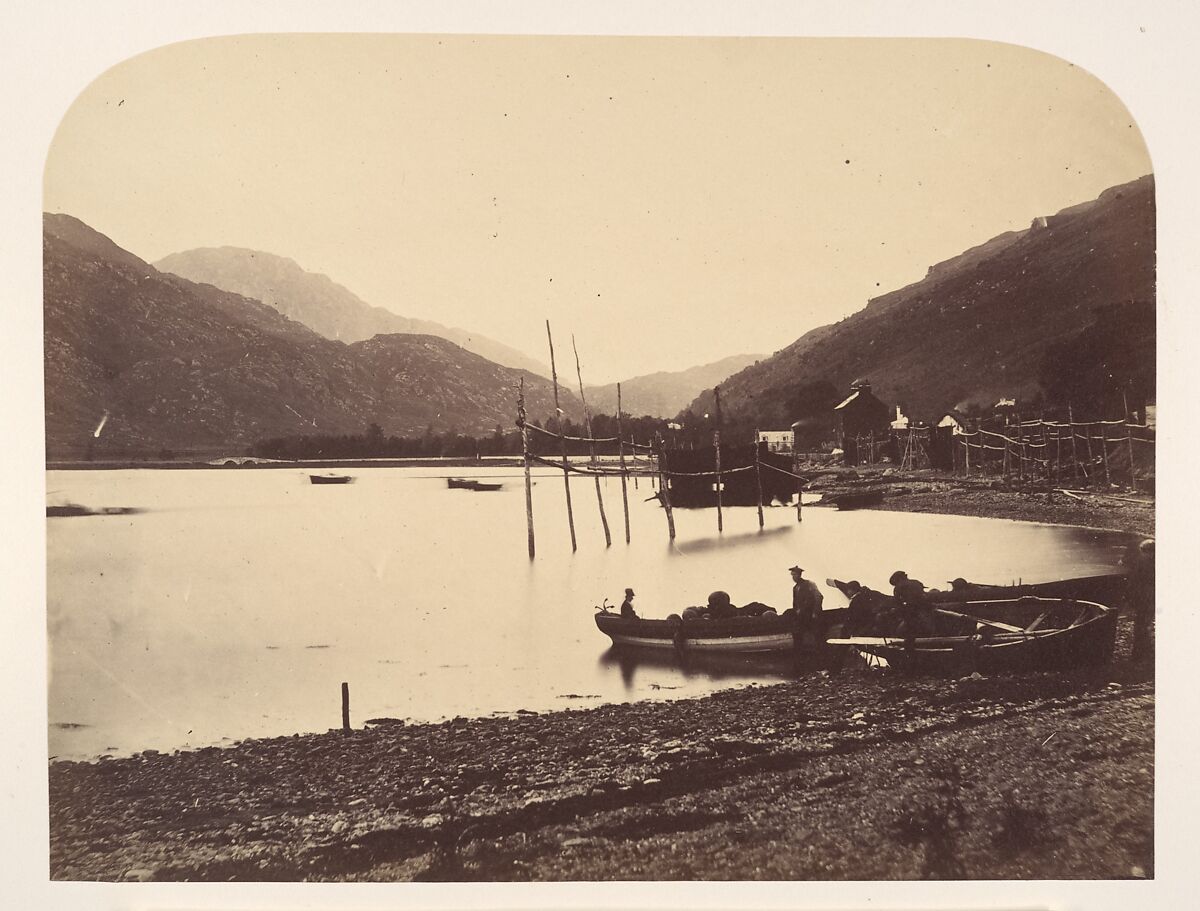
(447, 477, 504, 491)
(595, 608, 848, 654)
(828, 596, 1117, 675)
(829, 573, 1128, 610)
(310, 474, 354, 485)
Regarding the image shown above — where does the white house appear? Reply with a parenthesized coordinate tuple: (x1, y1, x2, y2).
(756, 429, 794, 452)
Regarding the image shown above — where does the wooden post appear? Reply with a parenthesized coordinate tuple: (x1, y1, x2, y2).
(753, 435, 765, 529)
(1014, 414, 1024, 480)
(963, 434, 970, 475)
(545, 321, 577, 551)
(869, 429, 875, 465)
(1100, 425, 1111, 487)
(655, 434, 676, 540)
(1053, 424, 1061, 482)
(341, 682, 350, 734)
(1068, 404, 1081, 481)
(518, 379, 535, 559)
(1122, 390, 1136, 486)
(793, 444, 803, 522)
(616, 383, 631, 544)
(572, 335, 611, 547)
(713, 386, 724, 533)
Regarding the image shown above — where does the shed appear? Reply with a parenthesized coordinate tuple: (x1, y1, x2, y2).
(833, 379, 891, 465)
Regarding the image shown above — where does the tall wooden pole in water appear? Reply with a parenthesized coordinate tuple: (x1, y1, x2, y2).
(713, 386, 724, 533)
(655, 433, 676, 541)
(753, 433, 765, 529)
(793, 439, 803, 522)
(572, 335, 611, 547)
(518, 378, 535, 559)
(616, 383, 631, 544)
(545, 321, 577, 551)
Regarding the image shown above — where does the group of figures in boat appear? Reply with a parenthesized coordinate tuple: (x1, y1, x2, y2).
(595, 559, 1150, 676)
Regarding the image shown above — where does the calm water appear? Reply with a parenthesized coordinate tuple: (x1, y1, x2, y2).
(47, 466, 1129, 759)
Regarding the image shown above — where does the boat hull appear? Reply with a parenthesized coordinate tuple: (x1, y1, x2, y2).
(837, 597, 1118, 675)
(595, 610, 846, 654)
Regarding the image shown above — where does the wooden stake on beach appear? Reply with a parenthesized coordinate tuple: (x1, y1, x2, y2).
(655, 433, 676, 540)
(341, 682, 351, 734)
(616, 383, 631, 544)
(572, 335, 611, 547)
(713, 386, 724, 533)
(518, 378, 535, 559)
(545, 321, 577, 552)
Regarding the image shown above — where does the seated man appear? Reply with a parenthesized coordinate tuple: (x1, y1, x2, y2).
(620, 587, 638, 619)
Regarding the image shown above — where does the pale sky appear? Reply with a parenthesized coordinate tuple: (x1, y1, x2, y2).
(44, 35, 1151, 383)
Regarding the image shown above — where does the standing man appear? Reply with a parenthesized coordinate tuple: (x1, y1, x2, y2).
(789, 565, 825, 646)
(620, 587, 638, 619)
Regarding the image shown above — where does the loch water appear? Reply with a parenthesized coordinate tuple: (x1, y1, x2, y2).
(46, 466, 1130, 759)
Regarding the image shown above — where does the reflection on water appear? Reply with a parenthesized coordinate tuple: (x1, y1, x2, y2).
(46, 467, 1130, 759)
(599, 645, 802, 689)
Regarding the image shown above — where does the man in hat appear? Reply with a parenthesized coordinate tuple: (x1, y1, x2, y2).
(888, 570, 934, 637)
(620, 587, 638, 619)
(789, 565, 824, 636)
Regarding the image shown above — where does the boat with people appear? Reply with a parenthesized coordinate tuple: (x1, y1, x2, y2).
(594, 605, 847, 654)
(309, 474, 354, 485)
(447, 477, 504, 491)
(828, 572, 1128, 609)
(827, 595, 1118, 675)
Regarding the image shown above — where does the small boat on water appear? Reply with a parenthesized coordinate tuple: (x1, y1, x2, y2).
(447, 477, 504, 492)
(828, 596, 1118, 675)
(310, 474, 354, 485)
(594, 607, 848, 654)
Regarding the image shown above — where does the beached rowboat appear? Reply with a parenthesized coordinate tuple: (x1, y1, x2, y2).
(310, 474, 354, 485)
(828, 596, 1117, 675)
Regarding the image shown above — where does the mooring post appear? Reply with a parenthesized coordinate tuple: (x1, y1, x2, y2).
(518, 378, 535, 559)
(1100, 425, 1111, 487)
(793, 444, 803, 522)
(545, 321, 577, 551)
(655, 433, 676, 540)
(616, 383, 631, 544)
(572, 335, 611, 547)
(753, 434, 765, 529)
(1068, 404, 1081, 481)
(341, 682, 350, 734)
(713, 386, 724, 533)
(1123, 391, 1137, 487)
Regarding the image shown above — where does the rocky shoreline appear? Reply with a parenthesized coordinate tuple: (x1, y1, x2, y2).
(48, 482, 1155, 882)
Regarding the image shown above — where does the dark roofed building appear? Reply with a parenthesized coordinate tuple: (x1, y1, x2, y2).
(833, 378, 891, 465)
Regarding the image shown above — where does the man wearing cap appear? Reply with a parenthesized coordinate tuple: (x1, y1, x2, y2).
(789, 565, 824, 637)
(620, 588, 638, 619)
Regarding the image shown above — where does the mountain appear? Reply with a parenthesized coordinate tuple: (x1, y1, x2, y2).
(584, 354, 763, 419)
(43, 214, 577, 459)
(685, 175, 1155, 426)
(153, 247, 549, 377)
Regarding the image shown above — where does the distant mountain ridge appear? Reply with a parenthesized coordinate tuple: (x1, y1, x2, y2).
(154, 246, 549, 377)
(584, 354, 762, 419)
(686, 175, 1155, 425)
(43, 214, 578, 459)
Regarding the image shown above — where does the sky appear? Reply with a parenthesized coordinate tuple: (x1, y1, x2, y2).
(44, 34, 1151, 383)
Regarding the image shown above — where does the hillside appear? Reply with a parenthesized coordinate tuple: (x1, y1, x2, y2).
(154, 247, 549, 377)
(687, 175, 1155, 425)
(43, 215, 576, 459)
(584, 353, 762, 419)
